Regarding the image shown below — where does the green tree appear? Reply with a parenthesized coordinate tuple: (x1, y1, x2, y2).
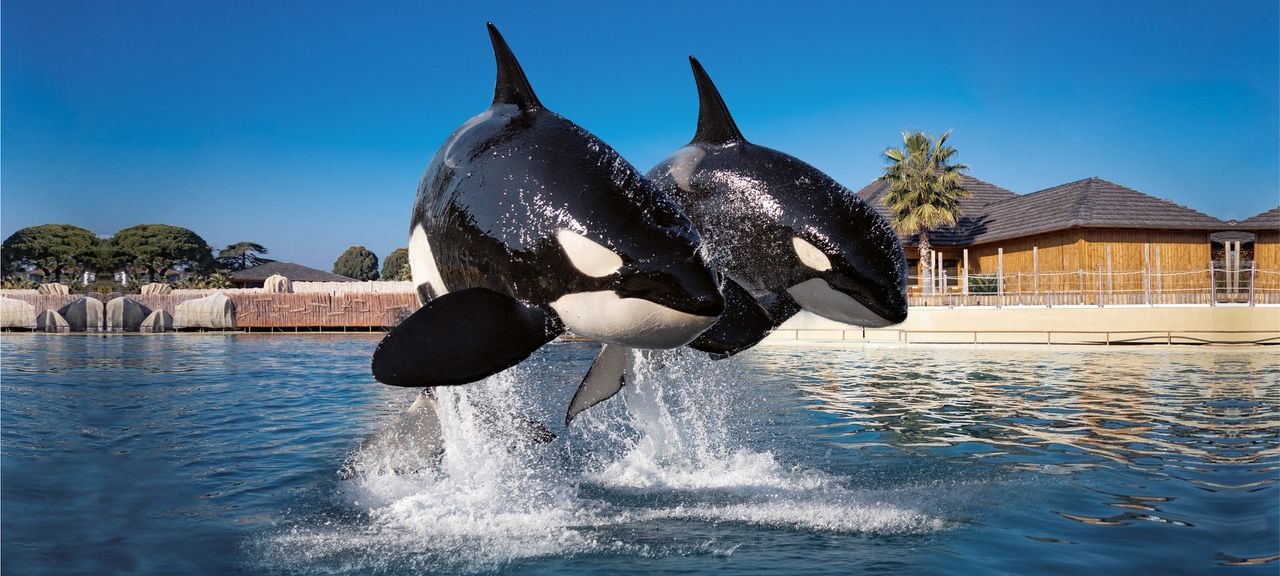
(1, 224, 100, 280)
(381, 248, 410, 281)
(333, 246, 379, 280)
(879, 130, 970, 293)
(216, 242, 270, 271)
(206, 270, 232, 289)
(112, 224, 215, 278)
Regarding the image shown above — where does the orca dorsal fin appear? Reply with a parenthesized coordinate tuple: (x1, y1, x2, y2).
(487, 23, 541, 110)
(689, 56, 745, 144)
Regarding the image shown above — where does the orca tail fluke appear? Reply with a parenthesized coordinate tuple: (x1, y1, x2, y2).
(689, 56, 745, 144)
(487, 23, 541, 110)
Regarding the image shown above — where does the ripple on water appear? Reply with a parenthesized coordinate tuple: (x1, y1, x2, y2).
(2, 336, 1276, 575)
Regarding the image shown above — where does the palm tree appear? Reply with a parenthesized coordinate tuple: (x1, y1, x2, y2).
(879, 130, 970, 293)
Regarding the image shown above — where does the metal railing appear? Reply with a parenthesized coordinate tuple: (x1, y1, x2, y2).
(908, 263, 1278, 307)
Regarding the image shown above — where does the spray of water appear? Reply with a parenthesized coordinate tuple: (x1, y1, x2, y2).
(256, 346, 944, 573)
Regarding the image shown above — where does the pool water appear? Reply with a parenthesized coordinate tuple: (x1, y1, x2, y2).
(2, 334, 1276, 575)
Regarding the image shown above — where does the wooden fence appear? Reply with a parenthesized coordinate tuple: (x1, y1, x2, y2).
(234, 293, 418, 328)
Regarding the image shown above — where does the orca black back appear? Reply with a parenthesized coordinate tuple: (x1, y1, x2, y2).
(374, 26, 723, 388)
(646, 57, 908, 356)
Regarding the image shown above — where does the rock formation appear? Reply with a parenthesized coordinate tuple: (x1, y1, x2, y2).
(106, 297, 153, 332)
(174, 293, 236, 329)
(140, 309, 174, 333)
(1, 297, 36, 329)
(57, 297, 105, 332)
(37, 283, 70, 295)
(36, 309, 70, 332)
(263, 274, 292, 293)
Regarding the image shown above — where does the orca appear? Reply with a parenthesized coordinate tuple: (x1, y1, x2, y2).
(371, 25, 724, 391)
(562, 58, 910, 424)
(646, 57, 909, 357)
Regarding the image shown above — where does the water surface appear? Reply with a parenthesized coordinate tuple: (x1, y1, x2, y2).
(2, 335, 1276, 574)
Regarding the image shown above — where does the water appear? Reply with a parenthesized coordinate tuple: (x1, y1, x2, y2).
(2, 334, 1276, 575)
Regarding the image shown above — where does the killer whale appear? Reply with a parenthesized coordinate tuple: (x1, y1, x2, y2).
(371, 25, 724, 390)
(648, 57, 909, 356)
(561, 57, 909, 424)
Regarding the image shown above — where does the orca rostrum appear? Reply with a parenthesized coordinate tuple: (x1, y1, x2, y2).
(371, 25, 724, 393)
(645, 56, 910, 357)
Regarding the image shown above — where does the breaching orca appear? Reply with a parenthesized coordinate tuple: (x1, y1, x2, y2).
(561, 58, 910, 424)
(371, 25, 724, 391)
(647, 57, 909, 356)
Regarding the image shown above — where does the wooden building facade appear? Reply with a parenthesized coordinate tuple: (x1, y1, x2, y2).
(858, 176, 1279, 304)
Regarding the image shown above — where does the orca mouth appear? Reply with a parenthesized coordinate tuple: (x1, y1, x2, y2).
(548, 291, 717, 348)
(785, 278, 907, 328)
(612, 268, 726, 318)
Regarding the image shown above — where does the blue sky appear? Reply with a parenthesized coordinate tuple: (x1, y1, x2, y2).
(3, 0, 1277, 270)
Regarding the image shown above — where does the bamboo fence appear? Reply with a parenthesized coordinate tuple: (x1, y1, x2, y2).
(1, 291, 420, 329)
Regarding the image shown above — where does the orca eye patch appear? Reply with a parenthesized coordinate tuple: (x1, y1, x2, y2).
(792, 236, 832, 272)
(557, 229, 624, 277)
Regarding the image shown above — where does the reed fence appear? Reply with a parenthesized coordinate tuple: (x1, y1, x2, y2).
(1, 291, 421, 329)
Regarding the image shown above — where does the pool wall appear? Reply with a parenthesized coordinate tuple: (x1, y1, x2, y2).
(771, 305, 1280, 345)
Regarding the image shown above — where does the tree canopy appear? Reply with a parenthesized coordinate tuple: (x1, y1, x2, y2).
(217, 242, 270, 271)
(879, 130, 970, 293)
(1, 224, 101, 277)
(333, 246, 379, 280)
(381, 248, 410, 281)
(111, 224, 215, 276)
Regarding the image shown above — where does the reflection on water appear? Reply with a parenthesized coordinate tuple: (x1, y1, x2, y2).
(765, 345, 1279, 570)
(1, 336, 1277, 575)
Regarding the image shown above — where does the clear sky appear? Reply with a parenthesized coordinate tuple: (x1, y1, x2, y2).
(3, 0, 1277, 270)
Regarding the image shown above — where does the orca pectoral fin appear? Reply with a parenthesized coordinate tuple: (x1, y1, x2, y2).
(565, 344, 629, 424)
(689, 277, 775, 358)
(372, 288, 563, 387)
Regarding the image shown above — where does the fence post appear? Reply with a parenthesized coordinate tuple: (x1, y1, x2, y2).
(997, 248, 1004, 307)
(1209, 261, 1216, 307)
(937, 251, 944, 295)
(1155, 246, 1162, 304)
(1097, 264, 1104, 307)
(1033, 246, 1039, 296)
(962, 249, 969, 296)
(1250, 261, 1256, 306)
(1105, 244, 1113, 300)
(1143, 242, 1150, 306)
(1078, 269, 1085, 305)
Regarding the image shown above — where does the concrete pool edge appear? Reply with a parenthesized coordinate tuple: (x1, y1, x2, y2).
(769, 305, 1280, 345)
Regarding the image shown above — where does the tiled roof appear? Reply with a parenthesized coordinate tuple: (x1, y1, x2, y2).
(855, 174, 1017, 245)
(856, 175, 1228, 246)
(1234, 207, 1279, 231)
(229, 261, 355, 282)
(964, 177, 1226, 244)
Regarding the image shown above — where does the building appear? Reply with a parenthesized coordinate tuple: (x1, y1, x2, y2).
(1231, 207, 1280, 271)
(229, 261, 355, 289)
(857, 176, 1279, 304)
